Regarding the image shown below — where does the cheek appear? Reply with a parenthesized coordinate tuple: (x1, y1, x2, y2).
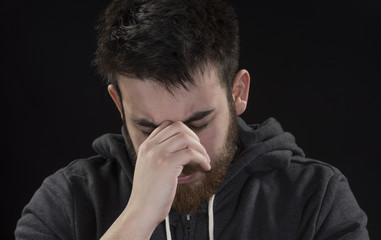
(126, 122, 146, 154)
(199, 110, 231, 161)
(199, 125, 225, 161)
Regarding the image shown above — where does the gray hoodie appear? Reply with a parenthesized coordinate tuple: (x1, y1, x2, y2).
(15, 117, 369, 239)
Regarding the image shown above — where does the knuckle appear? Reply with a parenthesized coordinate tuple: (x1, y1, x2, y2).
(177, 131, 187, 139)
(174, 121, 184, 127)
(186, 148, 197, 157)
(138, 141, 150, 153)
(184, 147, 192, 154)
(175, 121, 189, 131)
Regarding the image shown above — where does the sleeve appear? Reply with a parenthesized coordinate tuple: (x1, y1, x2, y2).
(314, 171, 369, 240)
(15, 170, 75, 240)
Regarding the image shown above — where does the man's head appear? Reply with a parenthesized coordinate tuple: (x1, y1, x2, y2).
(94, 0, 250, 214)
(109, 68, 249, 214)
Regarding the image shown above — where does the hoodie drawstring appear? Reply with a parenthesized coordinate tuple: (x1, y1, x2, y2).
(208, 194, 215, 240)
(165, 194, 215, 240)
(165, 215, 172, 240)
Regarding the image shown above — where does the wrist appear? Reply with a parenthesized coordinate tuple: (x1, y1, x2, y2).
(100, 204, 158, 240)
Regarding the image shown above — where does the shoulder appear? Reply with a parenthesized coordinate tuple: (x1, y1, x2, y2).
(287, 155, 340, 180)
(16, 155, 130, 236)
(32, 155, 120, 199)
(276, 156, 347, 196)
(32, 155, 128, 209)
(44, 155, 131, 206)
(58, 155, 123, 183)
(285, 158, 369, 239)
(245, 156, 349, 204)
(272, 156, 364, 221)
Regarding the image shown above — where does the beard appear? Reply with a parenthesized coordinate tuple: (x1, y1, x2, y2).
(122, 100, 239, 215)
(172, 113, 238, 214)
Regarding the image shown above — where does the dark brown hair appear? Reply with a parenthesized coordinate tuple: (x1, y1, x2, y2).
(94, 0, 240, 94)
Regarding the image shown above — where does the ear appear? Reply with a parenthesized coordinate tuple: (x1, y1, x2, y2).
(232, 69, 250, 115)
(108, 84, 123, 118)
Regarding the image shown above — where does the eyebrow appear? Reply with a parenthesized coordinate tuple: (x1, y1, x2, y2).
(132, 109, 215, 129)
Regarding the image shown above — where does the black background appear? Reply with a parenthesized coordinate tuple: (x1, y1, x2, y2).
(1, 0, 380, 239)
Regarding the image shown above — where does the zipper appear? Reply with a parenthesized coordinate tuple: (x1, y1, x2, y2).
(184, 214, 191, 239)
(185, 214, 191, 231)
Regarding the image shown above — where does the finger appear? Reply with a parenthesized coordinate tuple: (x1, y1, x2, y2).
(153, 121, 200, 144)
(168, 147, 211, 172)
(158, 131, 210, 162)
(146, 121, 172, 140)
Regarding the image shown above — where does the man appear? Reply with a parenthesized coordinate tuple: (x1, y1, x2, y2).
(15, 0, 369, 239)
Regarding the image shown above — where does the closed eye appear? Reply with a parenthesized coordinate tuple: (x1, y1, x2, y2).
(141, 123, 207, 136)
(141, 129, 154, 136)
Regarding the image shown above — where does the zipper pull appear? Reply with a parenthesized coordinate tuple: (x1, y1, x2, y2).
(185, 214, 191, 232)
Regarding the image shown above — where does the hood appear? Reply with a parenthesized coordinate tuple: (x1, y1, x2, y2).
(209, 117, 305, 213)
(234, 117, 304, 173)
(91, 117, 304, 187)
(92, 130, 136, 183)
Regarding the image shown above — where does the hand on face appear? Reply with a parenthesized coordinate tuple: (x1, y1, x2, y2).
(127, 121, 211, 226)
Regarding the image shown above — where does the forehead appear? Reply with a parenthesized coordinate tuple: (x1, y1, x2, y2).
(117, 68, 226, 124)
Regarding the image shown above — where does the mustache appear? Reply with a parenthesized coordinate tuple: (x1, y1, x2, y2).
(181, 163, 204, 175)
